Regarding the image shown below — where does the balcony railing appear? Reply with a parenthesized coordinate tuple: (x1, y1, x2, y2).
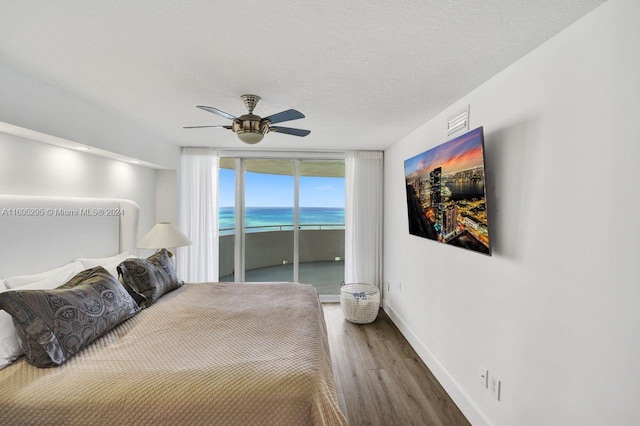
(220, 223, 345, 236)
(218, 226, 345, 295)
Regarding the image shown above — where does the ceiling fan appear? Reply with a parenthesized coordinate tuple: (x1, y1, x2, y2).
(184, 94, 310, 144)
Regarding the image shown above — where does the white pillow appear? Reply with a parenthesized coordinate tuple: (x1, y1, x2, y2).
(0, 280, 22, 370)
(75, 251, 131, 269)
(4, 261, 84, 290)
(76, 252, 133, 278)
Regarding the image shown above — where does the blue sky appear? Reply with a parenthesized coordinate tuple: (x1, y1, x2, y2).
(219, 169, 345, 208)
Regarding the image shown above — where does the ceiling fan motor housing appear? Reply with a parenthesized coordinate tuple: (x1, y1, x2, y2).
(232, 113, 270, 144)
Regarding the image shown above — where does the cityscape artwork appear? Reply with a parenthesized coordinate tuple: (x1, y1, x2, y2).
(404, 127, 491, 255)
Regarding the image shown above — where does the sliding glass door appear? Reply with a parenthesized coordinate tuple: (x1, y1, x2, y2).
(298, 160, 345, 295)
(244, 159, 295, 282)
(218, 159, 235, 282)
(218, 156, 344, 297)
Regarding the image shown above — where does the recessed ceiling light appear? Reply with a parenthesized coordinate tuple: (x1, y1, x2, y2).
(129, 160, 140, 164)
(75, 146, 90, 150)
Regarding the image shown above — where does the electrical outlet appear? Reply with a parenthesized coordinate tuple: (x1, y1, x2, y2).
(490, 375, 501, 401)
(479, 366, 488, 388)
(386, 281, 390, 291)
(398, 281, 402, 291)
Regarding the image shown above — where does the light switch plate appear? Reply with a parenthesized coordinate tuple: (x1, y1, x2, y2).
(479, 366, 488, 388)
(490, 375, 501, 401)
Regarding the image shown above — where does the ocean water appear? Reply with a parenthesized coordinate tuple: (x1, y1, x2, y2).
(219, 207, 344, 233)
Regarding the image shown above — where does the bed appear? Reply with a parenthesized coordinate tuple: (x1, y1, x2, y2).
(0, 195, 346, 426)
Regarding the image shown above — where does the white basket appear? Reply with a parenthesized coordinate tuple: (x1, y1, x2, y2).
(340, 283, 380, 324)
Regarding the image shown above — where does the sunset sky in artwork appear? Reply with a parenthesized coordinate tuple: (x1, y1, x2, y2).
(404, 127, 485, 180)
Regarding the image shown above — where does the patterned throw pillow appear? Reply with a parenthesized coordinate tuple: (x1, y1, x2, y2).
(57, 266, 105, 289)
(0, 267, 139, 368)
(117, 249, 182, 309)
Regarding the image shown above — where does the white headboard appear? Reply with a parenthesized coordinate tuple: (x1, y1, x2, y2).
(0, 195, 139, 277)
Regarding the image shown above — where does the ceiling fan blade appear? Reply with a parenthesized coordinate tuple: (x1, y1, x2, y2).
(263, 109, 305, 124)
(183, 125, 232, 129)
(196, 106, 237, 121)
(270, 126, 311, 137)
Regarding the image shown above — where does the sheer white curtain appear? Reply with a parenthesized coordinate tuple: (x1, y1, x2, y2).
(345, 151, 383, 288)
(177, 148, 219, 282)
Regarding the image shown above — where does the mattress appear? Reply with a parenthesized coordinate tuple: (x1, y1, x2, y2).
(0, 282, 347, 425)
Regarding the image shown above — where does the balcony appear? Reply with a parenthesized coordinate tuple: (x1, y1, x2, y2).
(219, 227, 345, 295)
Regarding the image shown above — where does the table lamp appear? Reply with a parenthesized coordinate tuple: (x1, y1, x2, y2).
(138, 222, 192, 254)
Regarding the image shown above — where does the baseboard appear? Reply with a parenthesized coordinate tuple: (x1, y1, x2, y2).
(320, 294, 340, 303)
(382, 301, 492, 426)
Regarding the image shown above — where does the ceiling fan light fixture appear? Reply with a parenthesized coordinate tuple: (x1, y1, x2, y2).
(237, 131, 265, 144)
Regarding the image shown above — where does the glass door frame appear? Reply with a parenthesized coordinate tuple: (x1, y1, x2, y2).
(234, 157, 245, 282)
(221, 150, 345, 301)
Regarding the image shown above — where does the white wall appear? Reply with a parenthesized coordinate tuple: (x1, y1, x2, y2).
(155, 169, 178, 224)
(383, 1, 640, 425)
(0, 132, 157, 249)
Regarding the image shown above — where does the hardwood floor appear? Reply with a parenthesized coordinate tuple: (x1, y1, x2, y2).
(322, 303, 470, 426)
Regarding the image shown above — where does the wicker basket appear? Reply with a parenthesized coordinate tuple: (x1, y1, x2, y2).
(340, 283, 380, 324)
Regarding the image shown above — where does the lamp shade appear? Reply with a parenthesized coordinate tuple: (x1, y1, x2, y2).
(138, 222, 192, 249)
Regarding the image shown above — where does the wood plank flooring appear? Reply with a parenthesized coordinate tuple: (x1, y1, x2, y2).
(322, 303, 470, 426)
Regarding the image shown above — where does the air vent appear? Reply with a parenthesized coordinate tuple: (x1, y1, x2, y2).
(447, 105, 470, 136)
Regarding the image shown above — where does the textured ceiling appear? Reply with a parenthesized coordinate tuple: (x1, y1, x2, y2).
(0, 0, 606, 152)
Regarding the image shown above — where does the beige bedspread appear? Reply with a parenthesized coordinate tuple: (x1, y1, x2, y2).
(0, 282, 347, 425)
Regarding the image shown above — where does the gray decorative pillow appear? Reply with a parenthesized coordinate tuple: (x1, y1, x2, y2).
(117, 249, 182, 309)
(57, 266, 104, 289)
(0, 266, 139, 368)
